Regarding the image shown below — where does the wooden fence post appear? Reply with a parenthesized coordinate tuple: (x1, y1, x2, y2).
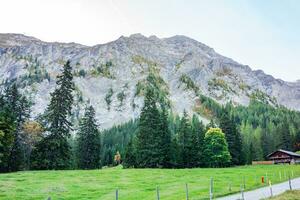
(210, 177, 213, 200)
(116, 189, 119, 200)
(289, 175, 292, 190)
(185, 183, 189, 200)
(156, 186, 160, 200)
(240, 185, 244, 200)
(269, 180, 273, 197)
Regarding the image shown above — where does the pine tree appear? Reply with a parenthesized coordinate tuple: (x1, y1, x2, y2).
(2, 83, 30, 172)
(219, 109, 242, 165)
(203, 128, 231, 167)
(159, 106, 172, 168)
(0, 115, 15, 172)
(123, 138, 137, 168)
(189, 115, 205, 167)
(178, 110, 192, 168)
(31, 60, 74, 170)
(261, 129, 271, 159)
(170, 136, 180, 167)
(278, 120, 292, 151)
(9, 98, 30, 171)
(248, 142, 254, 164)
(136, 87, 161, 168)
(76, 106, 101, 169)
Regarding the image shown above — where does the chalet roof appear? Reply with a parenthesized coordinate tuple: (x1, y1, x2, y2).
(267, 149, 300, 158)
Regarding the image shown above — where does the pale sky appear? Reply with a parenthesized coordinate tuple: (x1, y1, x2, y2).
(0, 0, 299, 82)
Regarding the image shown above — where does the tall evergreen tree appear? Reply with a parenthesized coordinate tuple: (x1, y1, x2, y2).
(248, 142, 254, 164)
(189, 115, 205, 167)
(261, 129, 272, 159)
(169, 136, 180, 167)
(158, 106, 172, 168)
(123, 138, 137, 168)
(0, 115, 15, 172)
(136, 87, 161, 168)
(31, 60, 74, 170)
(277, 120, 292, 151)
(178, 110, 193, 168)
(1, 83, 30, 172)
(76, 105, 101, 169)
(219, 109, 242, 165)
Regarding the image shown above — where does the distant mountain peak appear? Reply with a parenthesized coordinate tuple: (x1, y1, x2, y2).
(129, 33, 147, 39)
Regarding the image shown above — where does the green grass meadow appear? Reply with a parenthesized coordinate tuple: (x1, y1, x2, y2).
(1, 165, 300, 200)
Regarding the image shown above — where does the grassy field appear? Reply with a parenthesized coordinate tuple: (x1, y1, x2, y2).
(268, 190, 300, 200)
(1, 165, 300, 200)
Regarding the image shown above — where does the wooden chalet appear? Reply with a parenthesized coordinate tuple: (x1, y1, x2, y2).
(267, 149, 300, 164)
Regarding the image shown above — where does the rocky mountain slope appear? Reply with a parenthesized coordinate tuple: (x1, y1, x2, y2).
(0, 33, 299, 129)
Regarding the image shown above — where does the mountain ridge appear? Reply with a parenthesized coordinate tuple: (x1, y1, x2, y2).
(0, 33, 299, 128)
(0, 32, 296, 83)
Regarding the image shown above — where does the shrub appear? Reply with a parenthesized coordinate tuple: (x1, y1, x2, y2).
(105, 88, 114, 110)
(203, 128, 231, 167)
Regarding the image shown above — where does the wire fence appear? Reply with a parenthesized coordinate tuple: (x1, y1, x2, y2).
(45, 170, 298, 200)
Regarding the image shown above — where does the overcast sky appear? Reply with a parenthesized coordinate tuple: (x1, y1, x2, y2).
(0, 0, 299, 82)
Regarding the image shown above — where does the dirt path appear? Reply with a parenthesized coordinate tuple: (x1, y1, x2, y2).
(217, 177, 300, 200)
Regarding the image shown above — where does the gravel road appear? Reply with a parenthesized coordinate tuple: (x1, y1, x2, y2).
(217, 177, 300, 200)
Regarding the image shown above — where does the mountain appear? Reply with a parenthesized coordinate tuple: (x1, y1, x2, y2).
(0, 33, 299, 129)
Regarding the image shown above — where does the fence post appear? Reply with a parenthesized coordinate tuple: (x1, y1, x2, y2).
(279, 171, 282, 181)
(185, 183, 189, 200)
(116, 189, 119, 200)
(228, 182, 232, 192)
(269, 180, 273, 197)
(243, 176, 246, 189)
(156, 186, 160, 200)
(240, 185, 244, 200)
(289, 175, 292, 190)
(210, 177, 214, 200)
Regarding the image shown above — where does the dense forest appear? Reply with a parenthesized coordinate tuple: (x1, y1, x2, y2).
(1, 61, 300, 172)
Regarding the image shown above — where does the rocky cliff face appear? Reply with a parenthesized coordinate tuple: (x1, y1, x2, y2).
(0, 33, 299, 128)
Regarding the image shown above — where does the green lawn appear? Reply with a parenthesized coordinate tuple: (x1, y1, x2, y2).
(1, 165, 300, 200)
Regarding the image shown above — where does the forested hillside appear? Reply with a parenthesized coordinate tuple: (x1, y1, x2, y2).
(101, 92, 300, 168)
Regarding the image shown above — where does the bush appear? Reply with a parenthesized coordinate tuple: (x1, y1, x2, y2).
(79, 69, 86, 77)
(203, 128, 231, 167)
